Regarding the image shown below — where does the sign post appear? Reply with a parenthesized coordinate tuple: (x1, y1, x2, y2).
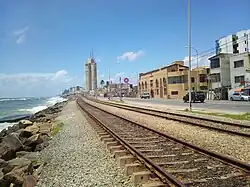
(124, 78, 129, 97)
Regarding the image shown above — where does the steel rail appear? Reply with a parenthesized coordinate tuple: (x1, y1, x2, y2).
(88, 98, 250, 138)
(77, 98, 184, 186)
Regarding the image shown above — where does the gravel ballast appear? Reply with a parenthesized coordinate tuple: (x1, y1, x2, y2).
(85, 99, 250, 162)
(37, 101, 133, 187)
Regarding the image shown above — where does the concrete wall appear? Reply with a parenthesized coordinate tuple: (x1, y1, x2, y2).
(220, 55, 231, 87)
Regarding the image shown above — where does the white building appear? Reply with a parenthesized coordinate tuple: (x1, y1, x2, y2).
(209, 53, 232, 99)
(215, 29, 250, 54)
(85, 57, 97, 92)
(230, 52, 250, 89)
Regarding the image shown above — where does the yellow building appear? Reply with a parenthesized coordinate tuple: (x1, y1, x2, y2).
(139, 61, 210, 99)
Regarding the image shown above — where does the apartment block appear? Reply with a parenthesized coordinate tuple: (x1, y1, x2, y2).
(230, 52, 250, 89)
(215, 29, 250, 54)
(85, 58, 97, 91)
(138, 61, 209, 99)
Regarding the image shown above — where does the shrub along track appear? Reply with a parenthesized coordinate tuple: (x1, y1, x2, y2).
(87, 97, 250, 138)
(77, 97, 250, 187)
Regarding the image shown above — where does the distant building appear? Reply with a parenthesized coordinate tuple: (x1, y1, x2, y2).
(230, 52, 250, 89)
(85, 53, 97, 92)
(215, 29, 249, 54)
(139, 61, 210, 99)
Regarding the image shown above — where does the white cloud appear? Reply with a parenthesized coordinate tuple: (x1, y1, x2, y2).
(183, 54, 213, 69)
(14, 27, 29, 35)
(100, 74, 105, 78)
(0, 70, 77, 97)
(16, 35, 26, 44)
(13, 26, 29, 44)
(117, 50, 144, 62)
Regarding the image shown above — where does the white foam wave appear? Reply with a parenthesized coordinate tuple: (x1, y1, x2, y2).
(19, 105, 48, 114)
(0, 98, 28, 102)
(17, 96, 67, 114)
(0, 122, 16, 131)
(46, 96, 68, 106)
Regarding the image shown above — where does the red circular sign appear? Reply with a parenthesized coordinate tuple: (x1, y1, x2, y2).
(124, 78, 129, 83)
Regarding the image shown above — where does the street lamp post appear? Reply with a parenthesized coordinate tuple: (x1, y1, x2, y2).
(187, 0, 192, 111)
(185, 46, 199, 91)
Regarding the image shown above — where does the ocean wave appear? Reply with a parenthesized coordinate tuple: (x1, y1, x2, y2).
(0, 122, 16, 131)
(19, 105, 48, 114)
(46, 96, 68, 106)
(17, 96, 67, 114)
(0, 98, 29, 102)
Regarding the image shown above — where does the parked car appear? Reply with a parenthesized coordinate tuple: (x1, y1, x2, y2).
(230, 92, 250, 101)
(140, 92, 150, 99)
(183, 91, 205, 103)
(229, 92, 250, 101)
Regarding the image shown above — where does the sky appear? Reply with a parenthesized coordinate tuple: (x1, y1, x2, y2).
(0, 0, 249, 97)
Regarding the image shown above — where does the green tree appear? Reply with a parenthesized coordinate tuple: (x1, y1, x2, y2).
(100, 80, 105, 88)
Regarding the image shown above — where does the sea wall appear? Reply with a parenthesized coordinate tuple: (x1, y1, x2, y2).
(0, 100, 67, 187)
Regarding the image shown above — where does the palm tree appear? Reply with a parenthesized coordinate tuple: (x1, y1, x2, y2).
(100, 80, 105, 88)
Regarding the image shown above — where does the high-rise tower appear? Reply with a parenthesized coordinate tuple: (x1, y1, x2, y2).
(85, 50, 97, 92)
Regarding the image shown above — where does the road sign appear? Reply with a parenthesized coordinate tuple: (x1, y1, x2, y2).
(124, 78, 129, 83)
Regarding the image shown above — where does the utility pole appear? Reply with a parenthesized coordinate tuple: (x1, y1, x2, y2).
(119, 77, 122, 101)
(188, 0, 192, 111)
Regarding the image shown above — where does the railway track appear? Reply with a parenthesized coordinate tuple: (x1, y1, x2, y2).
(87, 97, 250, 138)
(77, 98, 250, 187)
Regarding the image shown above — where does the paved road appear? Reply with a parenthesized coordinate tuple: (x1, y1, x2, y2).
(123, 98, 250, 114)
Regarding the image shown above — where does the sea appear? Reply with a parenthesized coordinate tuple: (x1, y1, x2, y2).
(0, 96, 67, 131)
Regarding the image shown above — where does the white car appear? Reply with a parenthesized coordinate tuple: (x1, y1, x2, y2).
(240, 93, 250, 101)
(230, 92, 250, 101)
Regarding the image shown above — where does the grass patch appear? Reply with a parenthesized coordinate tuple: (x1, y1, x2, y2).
(188, 111, 250, 121)
(51, 122, 64, 136)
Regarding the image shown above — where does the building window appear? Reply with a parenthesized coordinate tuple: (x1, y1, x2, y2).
(245, 48, 247, 52)
(164, 88, 167, 95)
(168, 76, 187, 84)
(145, 81, 147, 89)
(139, 83, 141, 90)
(200, 86, 208, 90)
(156, 79, 159, 88)
(191, 77, 195, 83)
(142, 82, 144, 89)
(171, 91, 178, 95)
(235, 75, 245, 83)
(234, 60, 244, 68)
(150, 80, 153, 87)
(211, 73, 221, 83)
(163, 78, 167, 87)
(210, 58, 220, 69)
(156, 89, 159, 95)
(199, 74, 206, 82)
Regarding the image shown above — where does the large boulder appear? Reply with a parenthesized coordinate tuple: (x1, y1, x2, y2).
(16, 129, 33, 139)
(3, 166, 29, 186)
(0, 133, 24, 161)
(35, 141, 49, 152)
(39, 123, 52, 135)
(3, 158, 31, 174)
(18, 120, 33, 129)
(23, 175, 37, 187)
(24, 124, 39, 135)
(0, 159, 7, 168)
(0, 168, 10, 187)
(24, 134, 41, 147)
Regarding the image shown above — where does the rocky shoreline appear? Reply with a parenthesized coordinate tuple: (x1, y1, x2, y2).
(0, 101, 67, 187)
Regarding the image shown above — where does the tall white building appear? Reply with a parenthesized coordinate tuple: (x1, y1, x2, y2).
(85, 57, 97, 92)
(215, 29, 250, 54)
(230, 53, 250, 89)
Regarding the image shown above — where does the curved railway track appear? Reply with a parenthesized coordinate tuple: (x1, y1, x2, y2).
(87, 97, 250, 138)
(77, 97, 250, 187)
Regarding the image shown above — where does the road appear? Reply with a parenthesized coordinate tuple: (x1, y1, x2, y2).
(122, 98, 250, 114)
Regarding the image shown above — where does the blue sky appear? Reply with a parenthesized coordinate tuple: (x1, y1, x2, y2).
(0, 0, 249, 97)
